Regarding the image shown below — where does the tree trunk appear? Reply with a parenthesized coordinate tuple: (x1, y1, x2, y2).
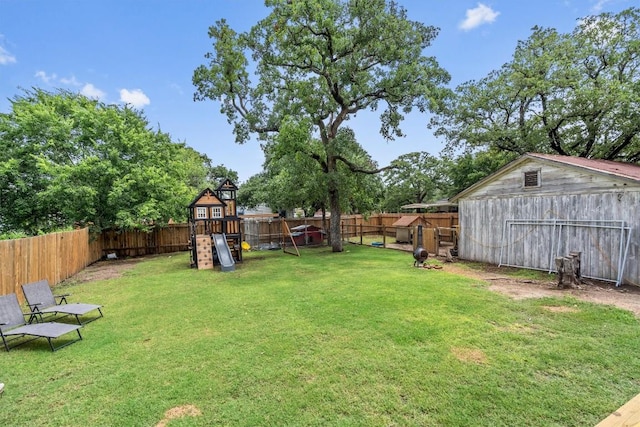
(320, 206, 329, 246)
(328, 179, 343, 252)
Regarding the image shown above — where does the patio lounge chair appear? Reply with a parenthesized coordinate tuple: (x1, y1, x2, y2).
(22, 279, 103, 325)
(0, 294, 82, 352)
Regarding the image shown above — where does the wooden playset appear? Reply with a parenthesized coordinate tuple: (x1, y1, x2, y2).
(188, 179, 242, 271)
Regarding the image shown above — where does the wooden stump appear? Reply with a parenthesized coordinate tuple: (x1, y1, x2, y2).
(555, 251, 581, 288)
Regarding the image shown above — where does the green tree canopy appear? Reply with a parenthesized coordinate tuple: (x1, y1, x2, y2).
(237, 172, 271, 210)
(265, 120, 384, 217)
(442, 149, 517, 197)
(432, 7, 640, 162)
(0, 88, 211, 235)
(203, 160, 239, 187)
(382, 152, 449, 212)
(193, 0, 450, 251)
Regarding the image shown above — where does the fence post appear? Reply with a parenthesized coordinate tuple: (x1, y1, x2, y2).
(155, 226, 160, 255)
(360, 223, 363, 245)
(382, 225, 386, 248)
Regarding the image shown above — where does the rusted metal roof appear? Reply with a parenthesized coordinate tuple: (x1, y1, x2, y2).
(528, 153, 640, 182)
(401, 202, 458, 210)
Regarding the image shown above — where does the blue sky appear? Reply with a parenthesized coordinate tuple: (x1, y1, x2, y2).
(0, 0, 634, 183)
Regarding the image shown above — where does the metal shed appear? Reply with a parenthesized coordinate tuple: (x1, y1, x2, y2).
(450, 153, 640, 286)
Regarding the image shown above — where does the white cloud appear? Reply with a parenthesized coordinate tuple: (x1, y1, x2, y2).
(81, 83, 106, 100)
(459, 3, 500, 31)
(0, 45, 16, 65)
(169, 83, 184, 95)
(35, 70, 57, 84)
(34, 70, 106, 100)
(119, 88, 150, 108)
(591, 0, 612, 13)
(60, 75, 82, 86)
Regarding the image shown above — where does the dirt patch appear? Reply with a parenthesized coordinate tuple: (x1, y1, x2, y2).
(68, 258, 146, 283)
(451, 347, 488, 364)
(156, 405, 202, 427)
(441, 262, 640, 317)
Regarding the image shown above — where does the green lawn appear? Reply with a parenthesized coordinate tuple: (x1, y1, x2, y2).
(1, 245, 639, 426)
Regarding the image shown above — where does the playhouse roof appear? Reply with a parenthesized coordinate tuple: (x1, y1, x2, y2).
(188, 188, 226, 208)
(216, 178, 238, 192)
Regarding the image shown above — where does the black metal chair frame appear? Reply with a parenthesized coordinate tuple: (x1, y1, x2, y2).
(22, 280, 103, 325)
(0, 294, 83, 352)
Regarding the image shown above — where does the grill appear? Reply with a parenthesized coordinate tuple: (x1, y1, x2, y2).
(412, 225, 428, 267)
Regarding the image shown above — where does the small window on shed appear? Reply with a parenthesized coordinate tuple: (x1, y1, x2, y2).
(523, 170, 540, 188)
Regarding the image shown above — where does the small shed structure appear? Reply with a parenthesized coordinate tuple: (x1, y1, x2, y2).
(290, 224, 325, 246)
(392, 216, 429, 243)
(450, 153, 640, 286)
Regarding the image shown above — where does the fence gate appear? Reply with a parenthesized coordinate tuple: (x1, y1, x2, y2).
(499, 219, 632, 286)
(243, 219, 261, 249)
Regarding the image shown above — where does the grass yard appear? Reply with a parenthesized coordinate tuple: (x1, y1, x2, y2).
(2, 245, 640, 426)
(344, 234, 390, 246)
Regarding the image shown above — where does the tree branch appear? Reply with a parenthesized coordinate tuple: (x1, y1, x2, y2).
(333, 154, 397, 174)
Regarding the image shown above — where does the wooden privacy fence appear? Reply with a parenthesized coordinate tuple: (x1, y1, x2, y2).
(0, 228, 103, 303)
(99, 224, 195, 258)
(341, 213, 458, 230)
(339, 222, 457, 255)
(93, 213, 458, 257)
(245, 213, 458, 254)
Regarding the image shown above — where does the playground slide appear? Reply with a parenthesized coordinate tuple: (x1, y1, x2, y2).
(212, 234, 235, 272)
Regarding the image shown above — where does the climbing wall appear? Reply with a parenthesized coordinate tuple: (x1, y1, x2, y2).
(195, 234, 213, 270)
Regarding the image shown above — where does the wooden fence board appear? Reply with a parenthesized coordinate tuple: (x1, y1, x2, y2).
(0, 228, 103, 303)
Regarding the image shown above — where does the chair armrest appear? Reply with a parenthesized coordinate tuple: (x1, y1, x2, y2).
(24, 305, 43, 323)
(54, 294, 69, 304)
(26, 303, 43, 313)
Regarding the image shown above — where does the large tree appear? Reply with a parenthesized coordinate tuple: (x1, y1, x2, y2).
(202, 160, 239, 187)
(442, 149, 517, 197)
(265, 120, 384, 219)
(431, 7, 640, 162)
(237, 122, 384, 225)
(193, 0, 450, 251)
(0, 88, 210, 235)
(237, 172, 271, 210)
(382, 152, 449, 212)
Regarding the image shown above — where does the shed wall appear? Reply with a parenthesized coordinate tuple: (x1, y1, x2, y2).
(458, 191, 639, 285)
(465, 160, 634, 199)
